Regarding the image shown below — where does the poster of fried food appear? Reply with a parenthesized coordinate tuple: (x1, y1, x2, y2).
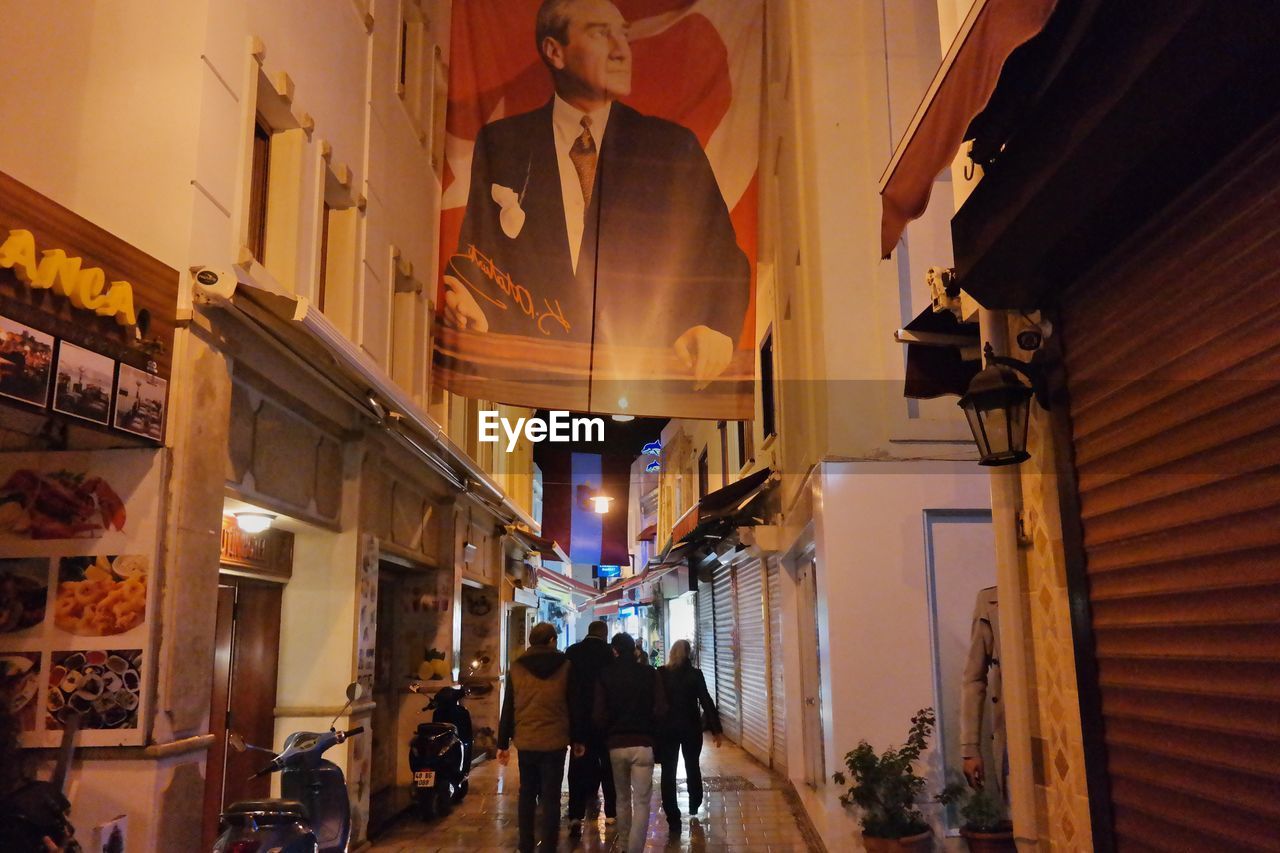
(55, 556, 147, 637)
(0, 449, 161, 747)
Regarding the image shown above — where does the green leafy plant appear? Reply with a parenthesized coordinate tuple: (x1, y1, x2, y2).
(937, 783, 1008, 832)
(832, 707, 936, 839)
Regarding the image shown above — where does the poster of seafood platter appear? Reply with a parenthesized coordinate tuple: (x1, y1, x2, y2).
(0, 449, 162, 746)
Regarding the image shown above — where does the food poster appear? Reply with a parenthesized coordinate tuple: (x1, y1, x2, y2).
(0, 448, 162, 746)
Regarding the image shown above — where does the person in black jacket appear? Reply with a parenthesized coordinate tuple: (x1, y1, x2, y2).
(564, 619, 616, 831)
(593, 632, 667, 853)
(657, 639, 721, 831)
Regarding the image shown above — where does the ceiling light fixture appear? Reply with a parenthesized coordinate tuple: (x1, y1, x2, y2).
(233, 512, 277, 533)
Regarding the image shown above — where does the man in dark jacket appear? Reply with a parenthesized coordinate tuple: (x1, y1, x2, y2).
(658, 640, 722, 830)
(564, 619, 616, 832)
(593, 632, 667, 853)
(498, 622, 578, 853)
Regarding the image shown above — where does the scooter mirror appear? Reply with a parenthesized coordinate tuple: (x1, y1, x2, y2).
(228, 732, 247, 753)
(346, 682, 364, 702)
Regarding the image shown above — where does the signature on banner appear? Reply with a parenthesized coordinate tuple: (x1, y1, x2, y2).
(450, 244, 570, 337)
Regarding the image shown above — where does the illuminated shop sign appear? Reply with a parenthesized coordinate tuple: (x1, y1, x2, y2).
(0, 229, 137, 326)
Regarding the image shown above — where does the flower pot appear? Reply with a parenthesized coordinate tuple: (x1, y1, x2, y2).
(961, 824, 1015, 853)
(862, 830, 932, 852)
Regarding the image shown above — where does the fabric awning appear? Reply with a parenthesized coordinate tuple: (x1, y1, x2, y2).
(879, 0, 1058, 258)
(513, 530, 570, 564)
(637, 523, 657, 542)
(534, 565, 598, 599)
(669, 467, 773, 546)
(898, 306, 981, 399)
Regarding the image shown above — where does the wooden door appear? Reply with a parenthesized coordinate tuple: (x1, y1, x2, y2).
(201, 584, 236, 850)
(201, 577, 284, 846)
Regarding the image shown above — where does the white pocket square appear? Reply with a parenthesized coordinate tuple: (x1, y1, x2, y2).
(491, 183, 526, 238)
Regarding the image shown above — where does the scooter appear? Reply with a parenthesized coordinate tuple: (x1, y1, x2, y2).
(407, 683, 473, 820)
(212, 683, 365, 853)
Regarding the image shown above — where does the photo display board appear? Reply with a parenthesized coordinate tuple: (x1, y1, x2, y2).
(0, 449, 163, 747)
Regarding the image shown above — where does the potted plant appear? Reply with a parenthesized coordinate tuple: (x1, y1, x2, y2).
(937, 783, 1015, 853)
(832, 707, 936, 852)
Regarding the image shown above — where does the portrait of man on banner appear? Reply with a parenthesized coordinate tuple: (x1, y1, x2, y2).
(433, 0, 762, 419)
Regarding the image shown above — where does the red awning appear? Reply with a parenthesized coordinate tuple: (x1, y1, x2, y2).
(637, 523, 657, 542)
(879, 0, 1057, 258)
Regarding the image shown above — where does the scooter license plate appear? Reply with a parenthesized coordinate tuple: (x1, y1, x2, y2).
(414, 770, 436, 787)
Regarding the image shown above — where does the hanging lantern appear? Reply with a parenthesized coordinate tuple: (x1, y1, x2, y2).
(958, 351, 1034, 466)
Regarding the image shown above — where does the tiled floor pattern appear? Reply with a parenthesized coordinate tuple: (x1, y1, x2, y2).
(368, 740, 822, 852)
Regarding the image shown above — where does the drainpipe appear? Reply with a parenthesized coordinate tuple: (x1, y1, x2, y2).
(978, 308, 1040, 851)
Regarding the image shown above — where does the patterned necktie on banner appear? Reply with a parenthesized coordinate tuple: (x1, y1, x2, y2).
(570, 116, 598, 209)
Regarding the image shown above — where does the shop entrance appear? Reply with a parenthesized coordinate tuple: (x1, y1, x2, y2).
(369, 557, 451, 833)
(201, 575, 284, 849)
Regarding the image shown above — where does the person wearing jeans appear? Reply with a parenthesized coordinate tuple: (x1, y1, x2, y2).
(565, 620, 617, 831)
(594, 632, 668, 853)
(657, 639, 722, 831)
(497, 622, 581, 853)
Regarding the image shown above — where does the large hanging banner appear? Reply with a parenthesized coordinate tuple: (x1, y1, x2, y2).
(434, 0, 762, 419)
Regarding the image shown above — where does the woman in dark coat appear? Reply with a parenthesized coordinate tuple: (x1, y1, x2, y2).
(657, 639, 721, 832)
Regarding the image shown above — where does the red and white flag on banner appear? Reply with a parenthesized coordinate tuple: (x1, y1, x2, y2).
(434, 0, 762, 420)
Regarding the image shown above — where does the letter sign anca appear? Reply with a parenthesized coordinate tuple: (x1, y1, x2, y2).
(0, 229, 138, 326)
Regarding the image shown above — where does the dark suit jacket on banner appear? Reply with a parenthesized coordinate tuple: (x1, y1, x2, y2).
(447, 100, 749, 378)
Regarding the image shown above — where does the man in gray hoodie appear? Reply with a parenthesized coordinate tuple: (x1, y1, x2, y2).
(498, 622, 579, 853)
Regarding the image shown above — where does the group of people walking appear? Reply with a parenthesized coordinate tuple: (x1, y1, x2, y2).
(496, 620, 721, 853)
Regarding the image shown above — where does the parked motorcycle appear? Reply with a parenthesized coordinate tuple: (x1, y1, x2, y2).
(213, 682, 365, 853)
(407, 683, 473, 820)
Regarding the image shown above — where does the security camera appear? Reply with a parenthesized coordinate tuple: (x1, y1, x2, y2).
(189, 265, 239, 302)
(1016, 328, 1043, 351)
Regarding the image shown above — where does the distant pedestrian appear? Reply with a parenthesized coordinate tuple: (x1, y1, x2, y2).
(497, 622, 581, 853)
(594, 632, 667, 853)
(658, 639, 722, 833)
(564, 619, 617, 832)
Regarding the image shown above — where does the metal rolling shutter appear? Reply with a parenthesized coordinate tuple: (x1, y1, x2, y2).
(735, 555, 772, 764)
(712, 563, 741, 744)
(1060, 124, 1280, 849)
(767, 557, 787, 772)
(696, 581, 717, 700)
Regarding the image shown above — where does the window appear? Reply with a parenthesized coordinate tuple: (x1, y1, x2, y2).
(247, 118, 272, 263)
(698, 449, 709, 500)
(736, 420, 753, 470)
(397, 1, 431, 141)
(760, 328, 777, 440)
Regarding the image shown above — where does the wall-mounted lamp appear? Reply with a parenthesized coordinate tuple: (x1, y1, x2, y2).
(590, 494, 613, 514)
(234, 512, 277, 533)
(958, 343, 1052, 467)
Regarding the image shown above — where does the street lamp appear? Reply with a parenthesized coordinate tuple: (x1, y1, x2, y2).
(958, 343, 1049, 467)
(590, 494, 613, 514)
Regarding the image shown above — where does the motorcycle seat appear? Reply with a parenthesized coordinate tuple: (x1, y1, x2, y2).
(416, 722, 458, 737)
(223, 799, 308, 822)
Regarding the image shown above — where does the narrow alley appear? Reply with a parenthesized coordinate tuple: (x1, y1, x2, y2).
(369, 742, 823, 852)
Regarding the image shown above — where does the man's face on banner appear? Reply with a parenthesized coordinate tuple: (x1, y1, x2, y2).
(553, 0, 633, 102)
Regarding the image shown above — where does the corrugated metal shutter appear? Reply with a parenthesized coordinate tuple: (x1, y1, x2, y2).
(735, 555, 771, 764)
(712, 562, 741, 744)
(696, 580, 716, 699)
(1060, 124, 1280, 849)
(767, 557, 787, 772)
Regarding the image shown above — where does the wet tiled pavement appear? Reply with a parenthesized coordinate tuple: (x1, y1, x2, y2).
(368, 740, 822, 852)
